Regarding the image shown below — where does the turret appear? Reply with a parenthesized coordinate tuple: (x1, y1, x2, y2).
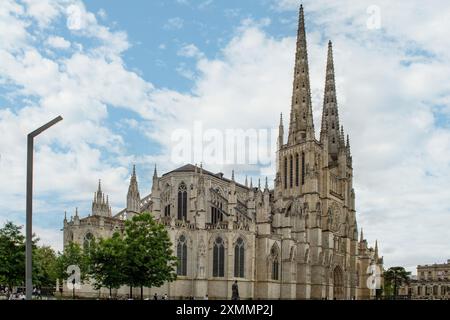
(126, 165, 141, 213)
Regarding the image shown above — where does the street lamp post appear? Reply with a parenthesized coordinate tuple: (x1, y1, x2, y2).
(26, 116, 63, 300)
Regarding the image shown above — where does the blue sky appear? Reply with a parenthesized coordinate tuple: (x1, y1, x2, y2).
(0, 0, 450, 273)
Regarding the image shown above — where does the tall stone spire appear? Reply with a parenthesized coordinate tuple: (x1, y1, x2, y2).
(127, 164, 140, 213)
(153, 164, 158, 178)
(288, 4, 315, 144)
(278, 113, 284, 149)
(320, 41, 341, 160)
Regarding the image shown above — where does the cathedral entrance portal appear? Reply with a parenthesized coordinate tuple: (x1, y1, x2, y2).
(333, 266, 344, 299)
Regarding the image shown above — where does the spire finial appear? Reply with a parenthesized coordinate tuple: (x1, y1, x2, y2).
(265, 176, 268, 190)
(360, 228, 364, 242)
(245, 175, 248, 187)
(98, 179, 102, 192)
(75, 207, 78, 217)
(132, 164, 136, 177)
(153, 164, 158, 178)
(64, 211, 67, 220)
(231, 169, 235, 181)
(280, 113, 283, 125)
(250, 177, 253, 188)
(258, 178, 261, 190)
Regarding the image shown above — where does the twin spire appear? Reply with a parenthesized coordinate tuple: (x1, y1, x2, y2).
(281, 5, 351, 161)
(288, 4, 315, 144)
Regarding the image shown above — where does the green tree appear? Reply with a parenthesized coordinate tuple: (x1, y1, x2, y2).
(384, 266, 411, 299)
(0, 222, 26, 290)
(33, 245, 58, 288)
(123, 212, 177, 299)
(88, 232, 126, 298)
(56, 242, 87, 284)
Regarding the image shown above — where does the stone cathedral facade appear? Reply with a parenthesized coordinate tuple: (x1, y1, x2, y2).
(63, 5, 383, 300)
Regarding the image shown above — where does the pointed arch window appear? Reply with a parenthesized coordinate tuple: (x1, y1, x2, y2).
(177, 235, 187, 276)
(83, 232, 94, 252)
(289, 155, 293, 188)
(164, 204, 171, 217)
(177, 182, 187, 220)
(234, 238, 245, 278)
(284, 157, 288, 189)
(213, 237, 225, 277)
(271, 246, 280, 281)
(295, 153, 299, 187)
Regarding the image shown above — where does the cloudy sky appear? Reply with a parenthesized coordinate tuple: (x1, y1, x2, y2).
(0, 0, 449, 273)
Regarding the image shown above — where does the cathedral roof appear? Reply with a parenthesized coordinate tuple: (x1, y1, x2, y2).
(163, 163, 250, 190)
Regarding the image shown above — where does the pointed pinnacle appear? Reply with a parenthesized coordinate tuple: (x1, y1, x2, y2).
(250, 177, 253, 188)
(265, 177, 268, 190)
(245, 175, 248, 187)
(231, 169, 235, 181)
(360, 228, 364, 242)
(98, 179, 102, 192)
(153, 164, 158, 177)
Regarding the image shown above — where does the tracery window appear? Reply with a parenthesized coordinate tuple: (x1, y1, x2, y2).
(234, 238, 245, 278)
(177, 182, 187, 220)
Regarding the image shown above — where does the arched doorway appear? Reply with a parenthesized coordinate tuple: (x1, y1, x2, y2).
(333, 266, 344, 299)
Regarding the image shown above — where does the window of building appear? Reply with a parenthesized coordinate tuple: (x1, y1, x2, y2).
(271, 246, 279, 281)
(177, 182, 187, 221)
(213, 237, 225, 277)
(164, 204, 171, 217)
(234, 238, 245, 278)
(289, 155, 293, 188)
(177, 235, 187, 276)
(301, 152, 305, 185)
(211, 202, 223, 224)
(83, 232, 94, 252)
(295, 153, 299, 187)
(284, 157, 288, 189)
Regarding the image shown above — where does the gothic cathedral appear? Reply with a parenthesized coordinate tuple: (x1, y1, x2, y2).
(63, 5, 383, 300)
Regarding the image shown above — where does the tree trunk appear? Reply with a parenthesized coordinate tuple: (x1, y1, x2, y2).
(129, 285, 132, 299)
(141, 286, 143, 300)
(109, 287, 112, 299)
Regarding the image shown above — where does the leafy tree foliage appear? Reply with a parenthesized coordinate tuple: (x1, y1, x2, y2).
(384, 266, 411, 298)
(88, 232, 126, 296)
(123, 212, 177, 299)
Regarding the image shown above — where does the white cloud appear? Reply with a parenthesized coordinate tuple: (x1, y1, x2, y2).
(164, 17, 184, 30)
(97, 8, 107, 20)
(22, 0, 61, 28)
(46, 36, 71, 49)
(177, 44, 204, 59)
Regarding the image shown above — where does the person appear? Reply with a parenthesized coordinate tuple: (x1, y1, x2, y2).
(153, 293, 158, 300)
(204, 294, 209, 300)
(231, 281, 239, 300)
(163, 293, 168, 300)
